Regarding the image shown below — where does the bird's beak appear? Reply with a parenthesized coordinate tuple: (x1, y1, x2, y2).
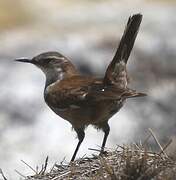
(15, 58, 33, 63)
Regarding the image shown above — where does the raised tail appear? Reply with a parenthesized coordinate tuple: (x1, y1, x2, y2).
(103, 14, 142, 87)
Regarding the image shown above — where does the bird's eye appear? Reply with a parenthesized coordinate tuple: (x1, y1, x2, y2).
(44, 58, 52, 63)
(39, 58, 52, 64)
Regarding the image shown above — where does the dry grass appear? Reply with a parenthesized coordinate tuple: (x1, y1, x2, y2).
(22, 147, 176, 180)
(7, 129, 175, 180)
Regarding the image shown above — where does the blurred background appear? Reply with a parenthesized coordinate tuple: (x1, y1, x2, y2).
(0, 0, 176, 179)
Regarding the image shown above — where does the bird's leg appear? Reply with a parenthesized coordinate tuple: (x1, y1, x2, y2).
(100, 123, 110, 154)
(70, 128, 85, 162)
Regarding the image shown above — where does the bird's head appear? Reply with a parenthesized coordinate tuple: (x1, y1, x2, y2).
(15, 51, 78, 85)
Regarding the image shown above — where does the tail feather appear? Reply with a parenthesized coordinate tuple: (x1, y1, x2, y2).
(103, 14, 142, 87)
(113, 13, 142, 64)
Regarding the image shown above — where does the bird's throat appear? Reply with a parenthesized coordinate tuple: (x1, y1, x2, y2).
(44, 68, 64, 88)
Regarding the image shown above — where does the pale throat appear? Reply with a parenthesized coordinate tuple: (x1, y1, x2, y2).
(42, 66, 64, 88)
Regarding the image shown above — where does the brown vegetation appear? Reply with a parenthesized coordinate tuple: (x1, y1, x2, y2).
(8, 129, 175, 180)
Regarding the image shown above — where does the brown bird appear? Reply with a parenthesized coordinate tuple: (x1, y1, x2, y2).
(15, 13, 146, 162)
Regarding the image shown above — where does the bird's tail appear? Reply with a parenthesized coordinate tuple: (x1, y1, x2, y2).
(103, 14, 142, 87)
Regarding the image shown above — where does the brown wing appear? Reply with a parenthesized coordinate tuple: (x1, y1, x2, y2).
(45, 75, 146, 110)
(121, 88, 147, 98)
(45, 75, 103, 109)
(103, 14, 142, 88)
(86, 87, 146, 101)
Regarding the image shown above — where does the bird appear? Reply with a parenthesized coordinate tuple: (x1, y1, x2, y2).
(15, 13, 146, 162)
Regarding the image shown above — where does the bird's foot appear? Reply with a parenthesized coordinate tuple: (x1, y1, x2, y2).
(99, 150, 108, 157)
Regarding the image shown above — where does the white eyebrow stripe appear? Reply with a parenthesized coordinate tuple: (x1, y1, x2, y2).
(46, 56, 65, 60)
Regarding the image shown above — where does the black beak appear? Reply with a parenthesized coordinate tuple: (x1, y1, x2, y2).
(15, 58, 33, 63)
